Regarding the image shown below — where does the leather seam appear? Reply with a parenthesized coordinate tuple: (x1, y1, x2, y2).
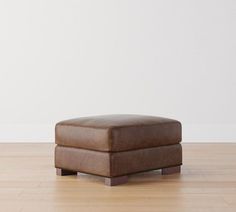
(56, 121, 181, 130)
(56, 143, 182, 153)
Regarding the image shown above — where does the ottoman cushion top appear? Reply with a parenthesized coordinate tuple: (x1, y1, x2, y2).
(56, 114, 181, 152)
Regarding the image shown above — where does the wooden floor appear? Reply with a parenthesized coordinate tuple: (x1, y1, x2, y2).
(0, 143, 236, 212)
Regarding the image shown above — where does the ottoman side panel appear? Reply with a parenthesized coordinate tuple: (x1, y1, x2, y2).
(111, 122, 182, 152)
(110, 144, 182, 177)
(55, 146, 111, 177)
(55, 124, 111, 151)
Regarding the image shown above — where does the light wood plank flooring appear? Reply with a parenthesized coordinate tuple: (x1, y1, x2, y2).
(0, 143, 236, 212)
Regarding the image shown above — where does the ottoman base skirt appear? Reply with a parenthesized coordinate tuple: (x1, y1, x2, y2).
(55, 144, 182, 186)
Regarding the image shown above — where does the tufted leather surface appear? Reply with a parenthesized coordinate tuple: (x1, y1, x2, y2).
(56, 114, 181, 152)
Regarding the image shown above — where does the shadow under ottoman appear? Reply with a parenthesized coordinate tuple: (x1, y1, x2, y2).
(55, 114, 182, 186)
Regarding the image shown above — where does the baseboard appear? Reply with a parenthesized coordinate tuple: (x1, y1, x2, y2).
(0, 139, 53, 143)
(0, 140, 235, 143)
(0, 124, 235, 143)
(0, 124, 53, 142)
(182, 140, 236, 143)
(183, 124, 236, 140)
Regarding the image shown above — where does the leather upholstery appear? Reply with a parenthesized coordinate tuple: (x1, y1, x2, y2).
(56, 114, 181, 152)
(55, 144, 182, 177)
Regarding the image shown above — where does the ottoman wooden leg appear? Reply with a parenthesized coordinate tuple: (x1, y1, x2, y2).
(162, 165, 181, 175)
(56, 168, 77, 176)
(104, 176, 128, 186)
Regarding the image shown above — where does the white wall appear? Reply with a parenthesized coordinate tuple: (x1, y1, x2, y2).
(0, 0, 236, 142)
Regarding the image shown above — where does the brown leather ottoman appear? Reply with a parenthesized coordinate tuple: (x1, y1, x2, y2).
(55, 114, 182, 186)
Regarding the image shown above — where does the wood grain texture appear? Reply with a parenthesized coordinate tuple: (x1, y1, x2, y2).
(0, 143, 236, 212)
